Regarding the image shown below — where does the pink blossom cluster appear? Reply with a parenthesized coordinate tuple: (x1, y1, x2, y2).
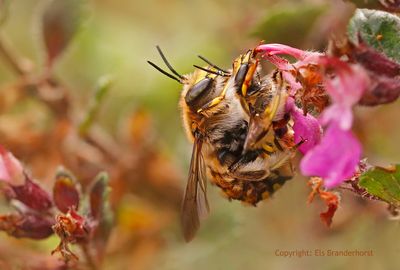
(256, 43, 368, 188)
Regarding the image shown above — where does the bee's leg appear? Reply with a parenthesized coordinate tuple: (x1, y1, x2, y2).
(231, 49, 258, 97)
(197, 51, 259, 114)
(243, 72, 287, 152)
(269, 150, 295, 172)
(240, 59, 259, 96)
(269, 138, 305, 172)
(273, 162, 294, 181)
(262, 142, 275, 154)
(228, 150, 269, 181)
(197, 80, 230, 113)
(263, 71, 285, 123)
(262, 162, 294, 198)
(230, 150, 295, 183)
(230, 170, 269, 181)
(228, 150, 260, 172)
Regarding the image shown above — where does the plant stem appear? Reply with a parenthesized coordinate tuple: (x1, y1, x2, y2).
(80, 244, 98, 270)
(0, 32, 28, 76)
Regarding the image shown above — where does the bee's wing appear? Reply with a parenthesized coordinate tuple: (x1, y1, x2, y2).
(181, 134, 210, 242)
(197, 150, 210, 219)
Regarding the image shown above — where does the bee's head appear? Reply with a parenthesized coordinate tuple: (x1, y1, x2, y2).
(148, 46, 232, 112)
(184, 56, 232, 112)
(183, 70, 215, 108)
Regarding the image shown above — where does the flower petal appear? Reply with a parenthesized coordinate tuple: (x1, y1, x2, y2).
(0, 158, 10, 182)
(0, 145, 24, 185)
(300, 123, 362, 188)
(317, 59, 369, 130)
(282, 71, 302, 95)
(286, 98, 321, 154)
(256, 43, 323, 71)
(319, 58, 369, 107)
(12, 178, 53, 211)
(256, 44, 308, 60)
(320, 104, 353, 130)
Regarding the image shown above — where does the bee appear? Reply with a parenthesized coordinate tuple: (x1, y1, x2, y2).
(148, 46, 299, 242)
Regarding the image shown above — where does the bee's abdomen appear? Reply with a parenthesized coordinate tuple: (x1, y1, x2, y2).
(209, 169, 293, 205)
(209, 119, 248, 152)
(205, 119, 294, 205)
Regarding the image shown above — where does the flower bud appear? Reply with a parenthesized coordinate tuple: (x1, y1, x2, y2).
(0, 145, 24, 185)
(0, 212, 54, 239)
(12, 178, 53, 212)
(53, 169, 80, 213)
(350, 42, 400, 106)
(52, 209, 91, 261)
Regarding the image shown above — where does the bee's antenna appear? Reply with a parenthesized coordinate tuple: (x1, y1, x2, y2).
(193, 65, 230, 77)
(197, 55, 230, 74)
(156, 46, 184, 80)
(147, 61, 182, 84)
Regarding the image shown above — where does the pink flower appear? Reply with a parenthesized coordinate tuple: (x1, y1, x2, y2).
(318, 57, 370, 130)
(255, 43, 322, 95)
(0, 145, 53, 211)
(256, 44, 309, 60)
(256, 43, 322, 70)
(0, 145, 24, 185)
(256, 44, 368, 189)
(282, 71, 302, 95)
(300, 123, 362, 188)
(286, 97, 321, 154)
(300, 58, 368, 188)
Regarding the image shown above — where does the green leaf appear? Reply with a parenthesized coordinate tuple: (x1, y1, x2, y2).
(250, 4, 327, 47)
(348, 9, 400, 63)
(79, 75, 113, 136)
(358, 165, 400, 207)
(88, 172, 114, 259)
(89, 172, 110, 219)
(40, 0, 85, 67)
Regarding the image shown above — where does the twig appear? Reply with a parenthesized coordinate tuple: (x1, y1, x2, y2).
(0, 33, 29, 76)
(85, 125, 122, 161)
(80, 243, 98, 270)
(79, 75, 113, 136)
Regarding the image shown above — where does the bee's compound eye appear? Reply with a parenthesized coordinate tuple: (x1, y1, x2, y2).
(235, 63, 249, 88)
(185, 77, 213, 104)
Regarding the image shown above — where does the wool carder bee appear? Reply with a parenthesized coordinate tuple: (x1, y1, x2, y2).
(148, 46, 300, 241)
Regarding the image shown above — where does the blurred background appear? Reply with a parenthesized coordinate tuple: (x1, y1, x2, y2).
(0, 0, 399, 269)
